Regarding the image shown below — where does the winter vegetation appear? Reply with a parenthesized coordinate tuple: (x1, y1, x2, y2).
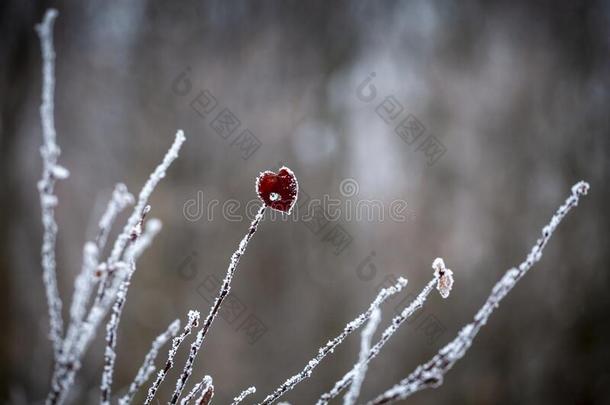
(34, 8, 590, 405)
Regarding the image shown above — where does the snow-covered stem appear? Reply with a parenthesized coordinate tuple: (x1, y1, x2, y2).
(368, 181, 590, 405)
(35, 7, 66, 361)
(170, 206, 267, 404)
(232, 386, 256, 404)
(180, 376, 212, 405)
(258, 277, 409, 405)
(343, 308, 382, 405)
(145, 310, 201, 405)
(119, 319, 181, 405)
(318, 274, 440, 404)
(100, 262, 135, 405)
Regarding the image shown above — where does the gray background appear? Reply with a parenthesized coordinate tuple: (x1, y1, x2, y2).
(0, 0, 609, 403)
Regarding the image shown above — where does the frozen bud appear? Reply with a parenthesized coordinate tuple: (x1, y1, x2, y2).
(432, 257, 454, 299)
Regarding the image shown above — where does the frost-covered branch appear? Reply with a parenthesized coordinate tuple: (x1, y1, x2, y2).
(258, 277, 408, 405)
(65, 184, 134, 359)
(100, 262, 135, 405)
(317, 263, 446, 405)
(180, 375, 212, 405)
(343, 308, 381, 405)
(35, 7, 66, 361)
(45, 131, 185, 405)
(119, 319, 181, 405)
(170, 206, 267, 404)
(368, 181, 590, 404)
(145, 310, 201, 404)
(232, 386, 256, 404)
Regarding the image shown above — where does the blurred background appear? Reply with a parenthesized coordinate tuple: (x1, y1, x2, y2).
(1, 0, 609, 404)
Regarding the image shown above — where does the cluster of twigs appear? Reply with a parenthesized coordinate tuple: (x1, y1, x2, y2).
(34, 8, 589, 405)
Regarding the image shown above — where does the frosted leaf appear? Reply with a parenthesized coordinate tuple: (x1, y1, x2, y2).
(256, 166, 298, 214)
(432, 258, 453, 299)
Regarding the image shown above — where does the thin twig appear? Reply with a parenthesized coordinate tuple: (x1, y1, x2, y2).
(343, 308, 381, 405)
(145, 311, 200, 404)
(258, 277, 408, 405)
(35, 7, 65, 362)
(100, 261, 135, 404)
(317, 273, 441, 404)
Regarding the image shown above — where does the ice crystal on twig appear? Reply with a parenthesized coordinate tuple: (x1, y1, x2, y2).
(258, 277, 408, 405)
(368, 181, 590, 404)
